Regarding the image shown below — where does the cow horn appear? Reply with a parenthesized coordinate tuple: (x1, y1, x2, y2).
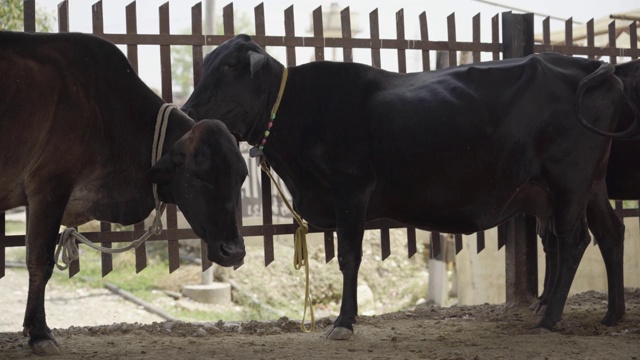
(248, 50, 266, 77)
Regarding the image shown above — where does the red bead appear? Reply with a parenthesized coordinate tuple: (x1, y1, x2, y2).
(261, 139, 267, 144)
(267, 121, 273, 129)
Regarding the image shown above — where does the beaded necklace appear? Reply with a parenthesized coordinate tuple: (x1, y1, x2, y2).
(250, 68, 288, 159)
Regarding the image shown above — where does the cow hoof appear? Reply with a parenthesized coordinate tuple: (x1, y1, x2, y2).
(30, 340, 60, 356)
(324, 325, 353, 340)
(529, 299, 541, 311)
(601, 311, 624, 326)
(532, 303, 547, 316)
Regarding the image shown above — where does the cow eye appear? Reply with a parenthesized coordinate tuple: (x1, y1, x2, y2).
(224, 62, 238, 70)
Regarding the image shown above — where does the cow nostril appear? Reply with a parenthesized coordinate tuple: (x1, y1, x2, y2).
(220, 243, 245, 259)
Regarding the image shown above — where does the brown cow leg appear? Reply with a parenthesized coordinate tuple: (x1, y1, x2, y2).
(22, 191, 70, 355)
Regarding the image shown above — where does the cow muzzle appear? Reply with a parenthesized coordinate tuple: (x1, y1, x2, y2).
(208, 241, 246, 267)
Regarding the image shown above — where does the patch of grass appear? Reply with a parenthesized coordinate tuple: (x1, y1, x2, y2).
(5, 220, 25, 235)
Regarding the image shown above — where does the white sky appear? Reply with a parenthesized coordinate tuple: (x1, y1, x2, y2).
(34, 0, 640, 92)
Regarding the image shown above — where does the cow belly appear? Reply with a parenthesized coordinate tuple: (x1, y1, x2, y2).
(63, 181, 153, 227)
(375, 180, 551, 234)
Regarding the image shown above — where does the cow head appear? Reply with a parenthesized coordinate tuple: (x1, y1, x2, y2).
(182, 34, 283, 144)
(147, 119, 248, 267)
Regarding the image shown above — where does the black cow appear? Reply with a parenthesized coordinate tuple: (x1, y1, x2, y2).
(0, 31, 247, 355)
(182, 34, 630, 339)
(535, 59, 640, 323)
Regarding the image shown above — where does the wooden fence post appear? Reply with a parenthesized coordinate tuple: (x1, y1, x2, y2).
(501, 11, 538, 306)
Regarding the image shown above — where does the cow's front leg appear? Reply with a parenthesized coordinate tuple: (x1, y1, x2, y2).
(23, 191, 70, 355)
(324, 184, 370, 340)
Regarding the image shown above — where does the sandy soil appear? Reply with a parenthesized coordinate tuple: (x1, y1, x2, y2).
(1, 276, 638, 359)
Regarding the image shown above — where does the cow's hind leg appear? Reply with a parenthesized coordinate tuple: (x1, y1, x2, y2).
(586, 194, 625, 325)
(537, 216, 591, 329)
(23, 190, 71, 355)
(531, 232, 558, 315)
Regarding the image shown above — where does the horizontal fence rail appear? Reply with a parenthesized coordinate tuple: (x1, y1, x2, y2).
(2, 0, 639, 305)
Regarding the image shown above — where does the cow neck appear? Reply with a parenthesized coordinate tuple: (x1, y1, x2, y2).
(249, 67, 288, 160)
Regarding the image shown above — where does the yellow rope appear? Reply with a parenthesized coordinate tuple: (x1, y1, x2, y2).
(260, 162, 315, 333)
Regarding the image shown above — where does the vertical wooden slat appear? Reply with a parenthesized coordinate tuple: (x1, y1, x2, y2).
(341, 7, 353, 63)
(431, 231, 441, 258)
(135, 222, 147, 273)
(492, 14, 499, 60)
(609, 21, 617, 64)
(396, 9, 406, 73)
(159, 2, 172, 103)
(586, 19, 595, 59)
(312, 6, 324, 61)
(543, 17, 550, 45)
(167, 207, 180, 273)
(253, 2, 270, 266)
(454, 234, 463, 254)
(254, 3, 266, 47)
(380, 229, 391, 261)
(57, 1, 69, 32)
(369, 9, 381, 68)
(476, 231, 485, 254)
(630, 21, 638, 60)
(100, 222, 113, 277)
(192, 3, 206, 272)
(447, 13, 457, 67)
(324, 231, 335, 263)
(201, 240, 211, 271)
(472, 13, 480, 63)
(159, 2, 179, 273)
(223, 3, 234, 35)
(419, 12, 430, 71)
(0, 246, 5, 279)
(68, 228, 80, 278)
(23, 0, 36, 32)
(126, 3, 138, 75)
(407, 227, 417, 259)
(565, 17, 573, 46)
(1, 212, 5, 278)
(497, 223, 506, 250)
(505, 215, 538, 305)
(284, 6, 296, 67)
(262, 169, 274, 266)
(125, 2, 146, 274)
(92, 1, 104, 35)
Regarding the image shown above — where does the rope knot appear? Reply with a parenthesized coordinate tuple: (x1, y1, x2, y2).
(54, 228, 80, 270)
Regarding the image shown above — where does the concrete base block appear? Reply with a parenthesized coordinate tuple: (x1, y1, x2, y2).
(181, 282, 231, 304)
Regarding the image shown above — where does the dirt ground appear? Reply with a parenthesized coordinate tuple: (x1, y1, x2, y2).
(1, 286, 639, 360)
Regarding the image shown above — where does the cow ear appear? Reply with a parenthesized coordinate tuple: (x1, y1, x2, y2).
(248, 50, 266, 77)
(147, 153, 184, 184)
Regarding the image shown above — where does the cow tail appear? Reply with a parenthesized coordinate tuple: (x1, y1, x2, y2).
(575, 62, 640, 139)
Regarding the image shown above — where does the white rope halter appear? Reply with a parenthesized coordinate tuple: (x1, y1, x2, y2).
(54, 104, 177, 270)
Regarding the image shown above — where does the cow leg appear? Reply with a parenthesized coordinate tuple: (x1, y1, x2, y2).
(324, 184, 370, 340)
(537, 216, 590, 329)
(531, 232, 558, 315)
(586, 195, 625, 325)
(22, 191, 70, 355)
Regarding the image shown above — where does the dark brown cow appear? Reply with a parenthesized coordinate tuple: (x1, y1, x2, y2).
(0, 31, 247, 355)
(182, 35, 636, 339)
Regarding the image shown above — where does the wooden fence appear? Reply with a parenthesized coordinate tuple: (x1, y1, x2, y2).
(1, 0, 639, 303)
